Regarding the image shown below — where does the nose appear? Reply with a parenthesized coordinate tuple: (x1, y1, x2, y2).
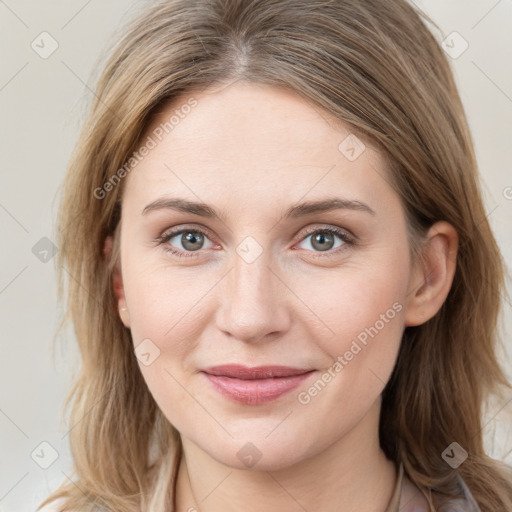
(215, 246, 292, 344)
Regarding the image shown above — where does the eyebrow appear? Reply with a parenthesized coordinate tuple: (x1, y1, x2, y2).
(142, 197, 376, 219)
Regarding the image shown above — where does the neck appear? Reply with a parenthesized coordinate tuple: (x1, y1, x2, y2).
(174, 401, 397, 512)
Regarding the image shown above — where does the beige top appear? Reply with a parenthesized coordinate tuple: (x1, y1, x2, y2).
(386, 462, 482, 512)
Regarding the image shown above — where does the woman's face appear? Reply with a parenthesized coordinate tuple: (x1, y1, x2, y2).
(115, 81, 419, 470)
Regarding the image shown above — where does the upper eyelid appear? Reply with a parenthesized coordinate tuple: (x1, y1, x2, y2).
(299, 224, 354, 240)
(160, 224, 217, 243)
(160, 223, 353, 248)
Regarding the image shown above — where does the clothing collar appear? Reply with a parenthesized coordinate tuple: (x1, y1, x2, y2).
(385, 462, 482, 512)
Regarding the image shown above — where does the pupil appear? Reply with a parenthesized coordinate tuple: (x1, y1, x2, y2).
(183, 232, 202, 251)
(313, 232, 333, 251)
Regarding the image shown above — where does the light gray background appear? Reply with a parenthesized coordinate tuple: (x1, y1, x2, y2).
(1, 1, 511, 510)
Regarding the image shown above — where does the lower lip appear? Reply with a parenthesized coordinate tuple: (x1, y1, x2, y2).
(203, 371, 315, 405)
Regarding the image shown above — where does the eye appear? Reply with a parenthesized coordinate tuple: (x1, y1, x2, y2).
(295, 226, 354, 255)
(157, 227, 216, 258)
(156, 225, 355, 259)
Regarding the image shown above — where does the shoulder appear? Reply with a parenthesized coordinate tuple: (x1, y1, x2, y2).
(400, 472, 482, 512)
(433, 475, 482, 512)
(435, 475, 482, 512)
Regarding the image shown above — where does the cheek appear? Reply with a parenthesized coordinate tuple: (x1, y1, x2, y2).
(300, 259, 407, 357)
(291, 269, 406, 441)
(122, 251, 214, 347)
(292, 253, 409, 419)
(121, 260, 211, 431)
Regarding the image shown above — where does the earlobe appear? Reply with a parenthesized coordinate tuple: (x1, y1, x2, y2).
(404, 221, 458, 327)
(104, 235, 131, 328)
(103, 235, 113, 260)
(113, 268, 131, 328)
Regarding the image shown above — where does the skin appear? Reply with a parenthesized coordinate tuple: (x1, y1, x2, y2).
(108, 80, 458, 512)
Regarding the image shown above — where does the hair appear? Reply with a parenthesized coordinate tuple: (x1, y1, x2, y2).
(39, 0, 512, 511)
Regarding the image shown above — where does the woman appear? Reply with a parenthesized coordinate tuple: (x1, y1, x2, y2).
(38, 0, 512, 510)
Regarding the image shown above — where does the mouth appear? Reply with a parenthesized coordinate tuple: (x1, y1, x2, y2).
(201, 364, 316, 405)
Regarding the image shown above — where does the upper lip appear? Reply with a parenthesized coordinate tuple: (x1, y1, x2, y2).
(202, 364, 314, 380)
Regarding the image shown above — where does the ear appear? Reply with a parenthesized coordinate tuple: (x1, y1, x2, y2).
(404, 221, 458, 327)
(104, 235, 131, 328)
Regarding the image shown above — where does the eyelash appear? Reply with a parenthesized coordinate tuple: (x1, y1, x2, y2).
(156, 225, 355, 259)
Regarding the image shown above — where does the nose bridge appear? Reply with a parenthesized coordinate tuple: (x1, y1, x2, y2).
(216, 238, 290, 342)
(233, 246, 272, 303)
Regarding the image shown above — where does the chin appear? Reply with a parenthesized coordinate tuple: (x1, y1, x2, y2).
(188, 428, 318, 472)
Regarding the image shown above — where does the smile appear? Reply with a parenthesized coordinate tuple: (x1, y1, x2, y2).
(201, 365, 316, 405)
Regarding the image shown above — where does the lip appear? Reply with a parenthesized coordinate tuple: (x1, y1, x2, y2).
(201, 364, 316, 405)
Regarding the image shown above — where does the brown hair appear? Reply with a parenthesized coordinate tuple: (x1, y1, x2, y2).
(39, 0, 512, 510)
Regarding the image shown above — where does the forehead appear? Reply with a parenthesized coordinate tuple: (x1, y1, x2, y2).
(143, 81, 361, 158)
(122, 81, 396, 215)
